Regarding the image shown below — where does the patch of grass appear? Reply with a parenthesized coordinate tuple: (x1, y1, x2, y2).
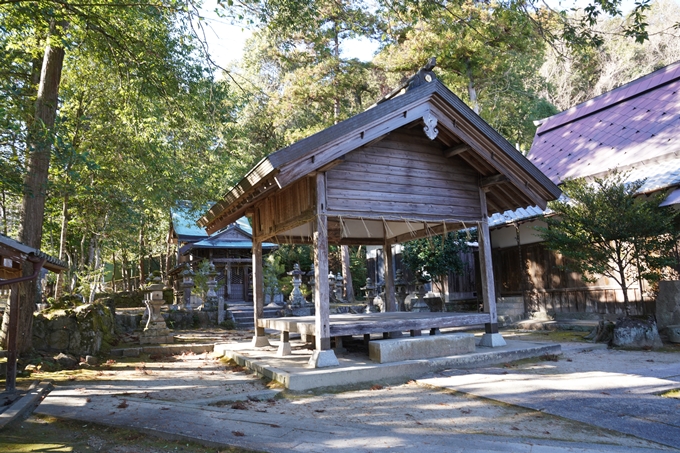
(0, 414, 260, 453)
(660, 389, 680, 399)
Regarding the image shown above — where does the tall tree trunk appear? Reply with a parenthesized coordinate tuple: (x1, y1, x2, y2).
(1, 190, 7, 236)
(122, 251, 129, 291)
(341, 245, 355, 302)
(12, 22, 65, 353)
(54, 194, 69, 300)
(138, 224, 145, 286)
(112, 252, 117, 292)
(465, 59, 480, 114)
(165, 240, 172, 283)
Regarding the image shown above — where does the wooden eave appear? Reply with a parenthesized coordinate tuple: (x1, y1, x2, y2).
(200, 80, 561, 235)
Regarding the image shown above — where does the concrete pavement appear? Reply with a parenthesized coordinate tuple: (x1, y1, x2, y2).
(26, 335, 680, 453)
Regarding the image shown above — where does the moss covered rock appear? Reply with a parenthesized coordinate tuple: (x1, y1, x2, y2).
(33, 301, 117, 356)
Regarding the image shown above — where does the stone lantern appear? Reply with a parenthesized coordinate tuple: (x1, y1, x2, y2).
(395, 269, 408, 311)
(289, 263, 305, 308)
(328, 271, 337, 303)
(335, 272, 344, 302)
(361, 277, 378, 313)
(306, 264, 315, 295)
(181, 266, 195, 311)
(202, 263, 218, 311)
(140, 271, 173, 344)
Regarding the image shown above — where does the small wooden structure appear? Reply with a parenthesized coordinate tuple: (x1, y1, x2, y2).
(199, 66, 560, 367)
(0, 233, 66, 391)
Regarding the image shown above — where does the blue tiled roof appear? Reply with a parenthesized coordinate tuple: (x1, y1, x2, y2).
(171, 204, 210, 240)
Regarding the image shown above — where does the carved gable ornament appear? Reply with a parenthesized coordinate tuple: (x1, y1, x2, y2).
(422, 110, 439, 140)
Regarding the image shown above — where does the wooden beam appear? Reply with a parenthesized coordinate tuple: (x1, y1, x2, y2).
(314, 173, 332, 351)
(480, 174, 508, 189)
(389, 221, 467, 245)
(444, 144, 471, 158)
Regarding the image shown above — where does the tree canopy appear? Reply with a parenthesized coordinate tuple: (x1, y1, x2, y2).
(537, 173, 679, 314)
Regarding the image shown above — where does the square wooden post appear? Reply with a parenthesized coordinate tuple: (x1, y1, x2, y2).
(383, 242, 397, 312)
(251, 238, 270, 348)
(478, 187, 506, 347)
(310, 173, 339, 367)
(384, 240, 402, 338)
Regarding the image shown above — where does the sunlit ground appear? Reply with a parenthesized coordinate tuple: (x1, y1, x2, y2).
(0, 414, 258, 453)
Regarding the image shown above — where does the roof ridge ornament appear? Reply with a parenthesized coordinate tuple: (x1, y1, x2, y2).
(374, 57, 438, 106)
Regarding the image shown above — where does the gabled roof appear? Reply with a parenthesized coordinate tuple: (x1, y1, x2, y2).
(178, 220, 277, 255)
(200, 77, 561, 234)
(529, 60, 680, 186)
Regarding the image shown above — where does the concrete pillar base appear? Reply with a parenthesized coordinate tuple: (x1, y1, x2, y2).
(252, 335, 271, 348)
(479, 333, 507, 348)
(277, 342, 291, 356)
(308, 349, 339, 368)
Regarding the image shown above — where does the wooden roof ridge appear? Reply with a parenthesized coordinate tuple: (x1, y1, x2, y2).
(199, 78, 561, 232)
(535, 60, 680, 136)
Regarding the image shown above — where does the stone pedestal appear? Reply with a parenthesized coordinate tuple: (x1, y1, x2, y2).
(308, 349, 339, 368)
(140, 298, 173, 344)
(410, 284, 430, 312)
(479, 333, 506, 348)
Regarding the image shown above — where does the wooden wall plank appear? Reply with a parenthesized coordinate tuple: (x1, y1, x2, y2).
(325, 127, 483, 223)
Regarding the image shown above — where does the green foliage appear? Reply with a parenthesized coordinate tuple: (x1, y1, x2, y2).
(191, 259, 213, 300)
(401, 232, 470, 295)
(263, 253, 285, 300)
(537, 172, 679, 312)
(374, 0, 556, 150)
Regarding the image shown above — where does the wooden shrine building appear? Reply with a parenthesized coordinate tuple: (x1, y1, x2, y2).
(167, 204, 276, 303)
(199, 65, 561, 367)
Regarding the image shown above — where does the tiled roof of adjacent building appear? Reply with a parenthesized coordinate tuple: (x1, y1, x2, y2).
(528, 61, 680, 186)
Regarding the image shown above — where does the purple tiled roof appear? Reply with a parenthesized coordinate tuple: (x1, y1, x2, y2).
(528, 61, 680, 185)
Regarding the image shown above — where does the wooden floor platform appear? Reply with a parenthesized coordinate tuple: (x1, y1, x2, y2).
(258, 311, 490, 338)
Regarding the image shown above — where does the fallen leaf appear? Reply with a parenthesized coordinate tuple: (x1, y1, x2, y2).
(232, 431, 245, 437)
(117, 400, 128, 409)
(511, 427, 520, 431)
(231, 401, 248, 410)
(370, 385, 383, 391)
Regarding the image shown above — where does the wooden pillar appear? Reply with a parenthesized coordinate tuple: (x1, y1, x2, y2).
(383, 241, 397, 312)
(251, 238, 270, 347)
(478, 188, 505, 347)
(478, 188, 498, 333)
(5, 284, 19, 392)
(310, 173, 338, 367)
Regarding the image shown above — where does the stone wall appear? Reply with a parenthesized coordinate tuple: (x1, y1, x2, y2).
(33, 301, 116, 356)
